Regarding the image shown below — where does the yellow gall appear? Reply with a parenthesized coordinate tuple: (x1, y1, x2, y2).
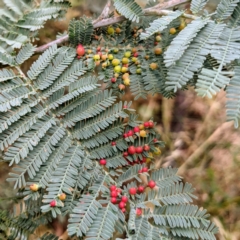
(123, 78, 130, 86)
(115, 27, 121, 34)
(154, 48, 162, 55)
(150, 63, 158, 70)
(179, 22, 186, 30)
(121, 67, 128, 73)
(108, 54, 114, 60)
(144, 55, 150, 60)
(136, 68, 141, 74)
(101, 55, 108, 61)
(124, 51, 131, 58)
(93, 54, 100, 61)
(140, 130, 147, 137)
(58, 193, 66, 201)
(107, 26, 115, 35)
(132, 57, 137, 63)
(122, 58, 129, 64)
(155, 35, 162, 42)
(153, 147, 161, 156)
(112, 59, 120, 66)
(122, 73, 129, 80)
(113, 48, 119, 53)
(114, 66, 121, 73)
(169, 28, 177, 34)
(30, 184, 39, 192)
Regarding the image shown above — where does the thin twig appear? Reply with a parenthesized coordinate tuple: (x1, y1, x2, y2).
(144, 9, 197, 19)
(152, 0, 190, 10)
(35, 0, 192, 53)
(92, 0, 111, 25)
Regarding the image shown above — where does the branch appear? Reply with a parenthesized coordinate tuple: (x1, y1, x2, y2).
(92, 0, 111, 25)
(152, 0, 190, 10)
(178, 121, 234, 175)
(35, 0, 192, 53)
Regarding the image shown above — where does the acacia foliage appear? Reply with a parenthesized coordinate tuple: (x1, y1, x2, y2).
(2, 0, 240, 239)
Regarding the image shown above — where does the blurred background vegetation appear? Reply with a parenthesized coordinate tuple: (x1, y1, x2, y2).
(0, 0, 239, 239)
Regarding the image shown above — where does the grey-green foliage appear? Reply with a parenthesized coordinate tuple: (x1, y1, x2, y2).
(0, 0, 69, 55)
(151, 205, 218, 239)
(226, 65, 240, 128)
(215, 0, 239, 20)
(164, 18, 208, 67)
(140, 11, 183, 40)
(68, 17, 94, 46)
(86, 203, 118, 240)
(165, 21, 225, 92)
(190, 0, 209, 14)
(113, 0, 143, 23)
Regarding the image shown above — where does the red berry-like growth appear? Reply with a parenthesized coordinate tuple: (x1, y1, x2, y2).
(135, 146, 143, 154)
(138, 186, 145, 193)
(116, 188, 122, 194)
(119, 201, 126, 209)
(127, 130, 134, 137)
(143, 144, 150, 151)
(129, 187, 137, 195)
(121, 196, 128, 203)
(111, 197, 117, 204)
(121, 208, 126, 213)
(148, 121, 154, 128)
(111, 142, 116, 146)
(50, 200, 57, 207)
(133, 52, 138, 57)
(123, 152, 128, 157)
(128, 146, 136, 155)
(99, 159, 107, 165)
(133, 126, 140, 133)
(144, 122, 150, 128)
(142, 167, 148, 173)
(136, 208, 142, 216)
(111, 77, 116, 83)
(148, 180, 156, 189)
(110, 185, 117, 191)
(111, 191, 118, 197)
(76, 44, 85, 56)
(123, 133, 128, 138)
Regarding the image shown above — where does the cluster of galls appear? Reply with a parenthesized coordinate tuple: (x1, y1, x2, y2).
(30, 184, 66, 207)
(76, 44, 142, 91)
(98, 120, 161, 166)
(128, 179, 156, 195)
(109, 48, 139, 91)
(106, 26, 122, 35)
(109, 178, 156, 216)
(109, 185, 128, 213)
(124, 121, 154, 140)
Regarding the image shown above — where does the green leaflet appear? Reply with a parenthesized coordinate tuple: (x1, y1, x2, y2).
(215, 0, 239, 20)
(190, 0, 209, 14)
(113, 0, 143, 23)
(165, 21, 225, 92)
(68, 17, 94, 46)
(226, 65, 240, 128)
(140, 11, 182, 40)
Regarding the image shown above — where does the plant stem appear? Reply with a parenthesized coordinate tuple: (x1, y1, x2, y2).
(35, 0, 192, 53)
